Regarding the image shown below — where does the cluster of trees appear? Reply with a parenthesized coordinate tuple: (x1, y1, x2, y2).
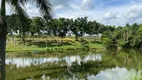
(7, 14, 142, 48)
(102, 23, 142, 48)
(6, 15, 108, 41)
(1, 0, 142, 79)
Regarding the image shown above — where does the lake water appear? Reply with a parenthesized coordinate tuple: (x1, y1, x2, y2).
(6, 49, 142, 80)
(6, 54, 102, 67)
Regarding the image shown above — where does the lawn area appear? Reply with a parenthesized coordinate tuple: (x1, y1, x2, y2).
(6, 37, 105, 52)
(6, 43, 105, 52)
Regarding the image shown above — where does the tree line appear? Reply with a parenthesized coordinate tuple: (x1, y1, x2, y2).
(6, 14, 106, 41)
(6, 14, 142, 48)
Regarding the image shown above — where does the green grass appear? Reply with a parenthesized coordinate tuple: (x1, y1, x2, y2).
(6, 43, 104, 52)
(6, 43, 46, 52)
(6, 36, 105, 53)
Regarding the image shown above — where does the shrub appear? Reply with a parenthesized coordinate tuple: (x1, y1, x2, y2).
(101, 38, 112, 47)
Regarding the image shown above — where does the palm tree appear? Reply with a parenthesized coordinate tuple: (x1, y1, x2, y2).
(0, 0, 52, 79)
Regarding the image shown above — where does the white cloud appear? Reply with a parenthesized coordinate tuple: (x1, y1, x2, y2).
(125, 5, 142, 20)
(81, 0, 95, 10)
(99, 4, 142, 26)
(5, 3, 40, 17)
(25, 3, 40, 17)
(4, 0, 142, 26)
(53, 5, 64, 10)
(87, 67, 137, 80)
(70, 4, 80, 10)
(50, 0, 70, 11)
(104, 12, 118, 20)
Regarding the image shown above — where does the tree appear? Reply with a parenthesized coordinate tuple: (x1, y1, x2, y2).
(72, 19, 79, 41)
(0, 0, 52, 79)
(6, 14, 20, 35)
(77, 17, 88, 36)
(69, 17, 88, 41)
(20, 16, 31, 43)
(130, 24, 142, 47)
(86, 21, 104, 36)
(58, 18, 69, 38)
(30, 17, 45, 37)
(49, 19, 60, 36)
(6, 14, 20, 44)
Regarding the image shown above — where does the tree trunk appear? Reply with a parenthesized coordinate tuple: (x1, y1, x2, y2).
(0, 36, 6, 80)
(0, 0, 7, 79)
(127, 31, 128, 42)
(75, 33, 78, 41)
(46, 34, 47, 48)
(123, 33, 125, 41)
(21, 32, 25, 44)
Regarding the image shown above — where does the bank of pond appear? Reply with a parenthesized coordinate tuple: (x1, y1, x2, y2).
(6, 49, 142, 80)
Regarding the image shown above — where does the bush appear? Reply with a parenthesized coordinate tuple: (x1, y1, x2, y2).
(101, 38, 112, 47)
(117, 39, 126, 47)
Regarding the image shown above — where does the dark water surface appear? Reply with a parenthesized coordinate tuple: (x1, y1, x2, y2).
(6, 49, 142, 80)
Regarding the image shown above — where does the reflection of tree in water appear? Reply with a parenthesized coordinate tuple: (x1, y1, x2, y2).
(104, 49, 142, 70)
(60, 49, 142, 79)
(6, 49, 142, 79)
(60, 60, 115, 79)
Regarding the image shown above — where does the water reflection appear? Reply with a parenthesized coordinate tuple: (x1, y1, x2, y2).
(46, 67, 140, 80)
(83, 54, 101, 62)
(87, 67, 141, 80)
(6, 54, 102, 67)
(64, 56, 82, 66)
(6, 50, 142, 80)
(6, 57, 61, 67)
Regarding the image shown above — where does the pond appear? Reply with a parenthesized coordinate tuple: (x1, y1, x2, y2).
(6, 49, 142, 80)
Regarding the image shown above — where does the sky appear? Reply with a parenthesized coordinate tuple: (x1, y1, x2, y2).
(4, 0, 142, 26)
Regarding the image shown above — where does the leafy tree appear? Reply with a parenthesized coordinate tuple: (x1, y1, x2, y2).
(30, 17, 45, 37)
(0, 0, 52, 79)
(20, 16, 31, 42)
(58, 18, 68, 38)
(72, 18, 80, 41)
(6, 14, 20, 35)
(86, 21, 95, 35)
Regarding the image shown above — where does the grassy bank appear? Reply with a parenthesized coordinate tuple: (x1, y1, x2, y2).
(6, 37, 105, 52)
(6, 43, 105, 52)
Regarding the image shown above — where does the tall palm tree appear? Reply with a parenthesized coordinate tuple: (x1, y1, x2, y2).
(0, 0, 52, 79)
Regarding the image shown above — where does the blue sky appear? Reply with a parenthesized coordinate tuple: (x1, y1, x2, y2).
(5, 0, 142, 26)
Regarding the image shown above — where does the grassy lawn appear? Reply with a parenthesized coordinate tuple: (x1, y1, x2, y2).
(6, 43, 105, 52)
(6, 37, 105, 52)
